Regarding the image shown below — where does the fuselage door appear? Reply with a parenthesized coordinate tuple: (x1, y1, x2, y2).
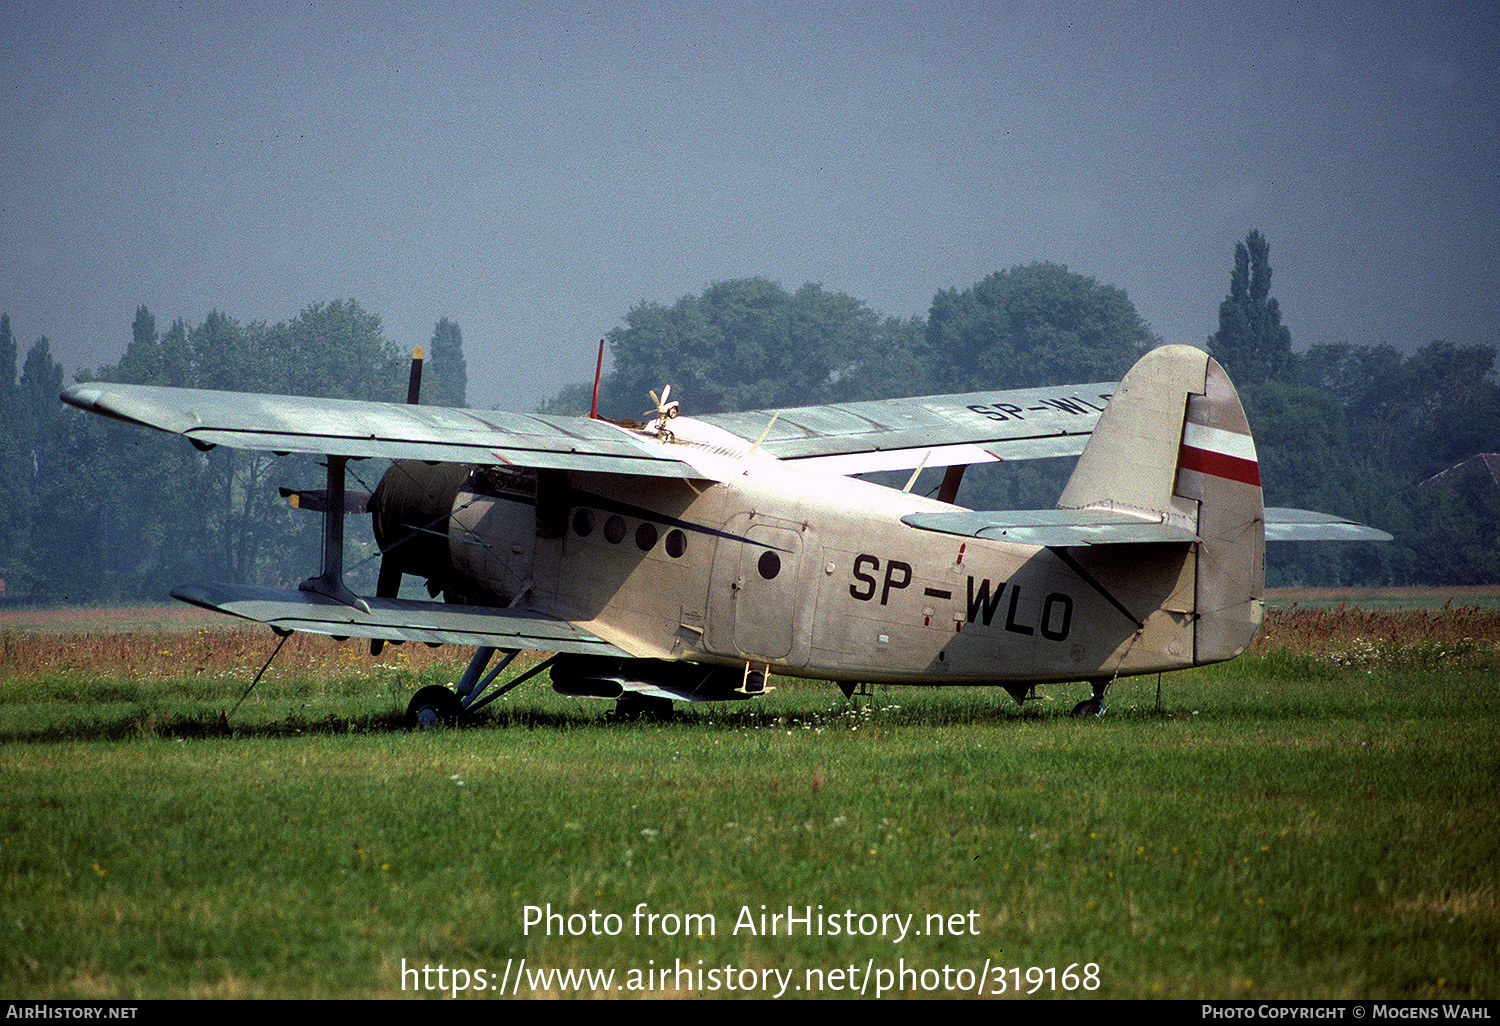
(707, 514, 814, 666)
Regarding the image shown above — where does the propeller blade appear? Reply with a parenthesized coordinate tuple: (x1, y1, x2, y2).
(374, 347, 426, 655)
(280, 487, 372, 514)
(406, 346, 424, 405)
(645, 383, 679, 421)
(369, 556, 405, 655)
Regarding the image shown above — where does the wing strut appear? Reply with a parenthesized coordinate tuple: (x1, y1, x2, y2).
(456, 648, 560, 714)
(299, 455, 371, 613)
(937, 464, 966, 504)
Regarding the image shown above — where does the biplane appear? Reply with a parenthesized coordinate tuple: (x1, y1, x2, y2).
(62, 343, 1388, 722)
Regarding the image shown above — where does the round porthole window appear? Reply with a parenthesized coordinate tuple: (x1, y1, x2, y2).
(635, 522, 658, 551)
(757, 550, 781, 580)
(665, 529, 687, 558)
(572, 508, 594, 537)
(604, 515, 627, 544)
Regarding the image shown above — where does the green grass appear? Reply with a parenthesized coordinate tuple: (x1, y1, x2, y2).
(1264, 585, 1500, 611)
(1, 654, 1497, 999)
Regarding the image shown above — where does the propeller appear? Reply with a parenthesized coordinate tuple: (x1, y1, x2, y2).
(370, 348, 426, 654)
(645, 384, 679, 441)
(278, 486, 372, 513)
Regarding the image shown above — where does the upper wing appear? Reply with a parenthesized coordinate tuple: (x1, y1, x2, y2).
(698, 381, 1115, 473)
(62, 377, 1117, 477)
(62, 382, 703, 479)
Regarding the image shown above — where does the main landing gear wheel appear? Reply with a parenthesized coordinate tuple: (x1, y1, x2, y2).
(407, 685, 463, 729)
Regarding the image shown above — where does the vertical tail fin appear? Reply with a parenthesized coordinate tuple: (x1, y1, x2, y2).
(1058, 345, 1265, 664)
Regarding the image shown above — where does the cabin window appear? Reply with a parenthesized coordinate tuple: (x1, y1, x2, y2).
(757, 550, 781, 580)
(604, 515, 627, 544)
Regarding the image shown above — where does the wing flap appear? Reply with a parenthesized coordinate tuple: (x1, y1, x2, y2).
(171, 582, 632, 655)
(699, 381, 1115, 466)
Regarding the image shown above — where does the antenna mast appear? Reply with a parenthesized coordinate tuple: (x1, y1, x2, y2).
(589, 338, 605, 419)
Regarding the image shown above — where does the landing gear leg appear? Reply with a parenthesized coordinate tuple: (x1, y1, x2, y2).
(404, 650, 558, 728)
(1070, 681, 1109, 719)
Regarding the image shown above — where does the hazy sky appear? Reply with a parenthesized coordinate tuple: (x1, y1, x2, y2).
(4, 1, 1496, 411)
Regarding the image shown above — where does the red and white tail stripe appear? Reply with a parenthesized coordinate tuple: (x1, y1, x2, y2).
(1179, 421, 1260, 487)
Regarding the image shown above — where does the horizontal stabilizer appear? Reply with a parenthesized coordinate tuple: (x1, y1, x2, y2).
(171, 582, 630, 655)
(1264, 508, 1394, 543)
(901, 509, 1199, 547)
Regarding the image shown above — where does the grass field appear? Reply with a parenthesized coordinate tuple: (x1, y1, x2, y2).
(1, 599, 1497, 999)
(1265, 584, 1500, 611)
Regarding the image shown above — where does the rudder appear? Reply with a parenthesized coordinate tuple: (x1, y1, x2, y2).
(1057, 345, 1265, 665)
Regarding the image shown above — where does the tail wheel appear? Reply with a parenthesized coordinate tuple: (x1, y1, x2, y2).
(407, 685, 463, 729)
(1070, 697, 1106, 718)
(1070, 681, 1109, 719)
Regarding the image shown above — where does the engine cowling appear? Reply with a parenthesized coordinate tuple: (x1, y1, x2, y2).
(369, 460, 471, 598)
(369, 460, 540, 605)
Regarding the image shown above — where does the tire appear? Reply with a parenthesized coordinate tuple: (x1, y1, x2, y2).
(407, 685, 463, 729)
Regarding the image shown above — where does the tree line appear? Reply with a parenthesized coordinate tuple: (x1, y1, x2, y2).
(0, 303, 467, 603)
(552, 243, 1498, 587)
(1208, 231, 1500, 585)
(2, 235, 1495, 603)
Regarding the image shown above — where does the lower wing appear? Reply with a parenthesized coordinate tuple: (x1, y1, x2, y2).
(171, 582, 630, 655)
